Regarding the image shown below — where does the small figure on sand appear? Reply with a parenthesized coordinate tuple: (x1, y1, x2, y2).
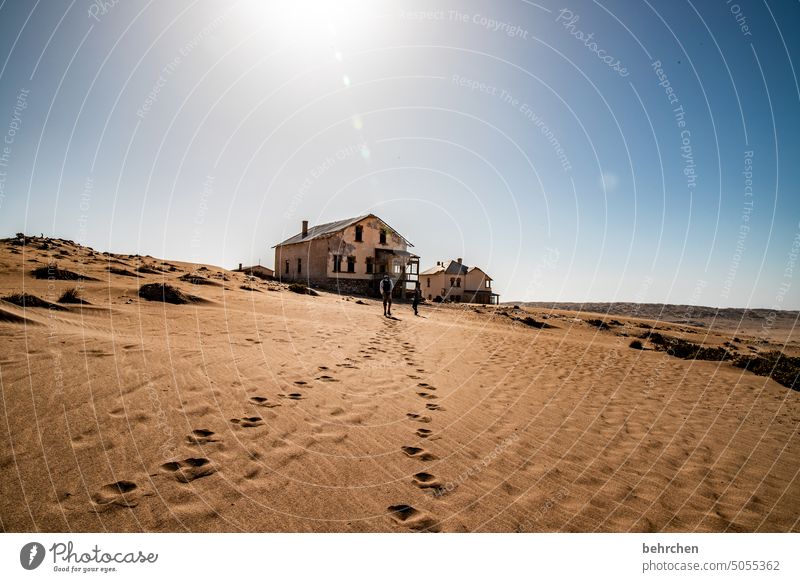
(412, 281, 421, 316)
(381, 274, 393, 317)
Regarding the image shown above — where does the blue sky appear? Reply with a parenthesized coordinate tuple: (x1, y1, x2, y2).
(0, 0, 798, 308)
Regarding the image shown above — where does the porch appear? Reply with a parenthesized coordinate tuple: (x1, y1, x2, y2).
(374, 249, 420, 299)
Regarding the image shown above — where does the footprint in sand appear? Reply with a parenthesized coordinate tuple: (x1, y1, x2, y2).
(425, 403, 444, 411)
(248, 396, 281, 408)
(417, 383, 435, 390)
(406, 413, 432, 423)
(160, 458, 216, 482)
(279, 393, 304, 400)
(415, 428, 433, 438)
(293, 380, 308, 386)
(387, 504, 440, 532)
(91, 480, 142, 508)
(186, 429, 220, 444)
(230, 416, 265, 428)
(316, 375, 339, 382)
(417, 392, 438, 400)
(411, 472, 443, 489)
(401, 446, 437, 461)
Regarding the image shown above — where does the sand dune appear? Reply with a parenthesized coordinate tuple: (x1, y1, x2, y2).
(0, 236, 798, 532)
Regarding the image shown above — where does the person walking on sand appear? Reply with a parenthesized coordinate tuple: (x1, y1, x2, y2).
(412, 281, 422, 316)
(381, 274, 393, 317)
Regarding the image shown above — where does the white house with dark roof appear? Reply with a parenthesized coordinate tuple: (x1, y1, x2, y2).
(273, 214, 419, 296)
(420, 258, 499, 304)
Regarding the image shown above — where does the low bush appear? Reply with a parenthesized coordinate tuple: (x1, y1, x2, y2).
(2, 292, 66, 310)
(179, 273, 222, 286)
(642, 331, 666, 345)
(288, 283, 319, 296)
(517, 316, 554, 329)
(733, 351, 799, 391)
(138, 283, 198, 304)
(136, 265, 161, 274)
(31, 265, 95, 281)
(58, 288, 90, 304)
(645, 332, 729, 361)
(107, 266, 137, 277)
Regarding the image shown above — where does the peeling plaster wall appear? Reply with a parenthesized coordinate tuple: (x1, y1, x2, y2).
(323, 217, 407, 280)
(274, 238, 330, 285)
(274, 216, 410, 290)
(465, 268, 491, 292)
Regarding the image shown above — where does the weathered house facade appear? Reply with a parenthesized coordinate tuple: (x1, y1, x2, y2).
(273, 214, 419, 297)
(420, 259, 499, 304)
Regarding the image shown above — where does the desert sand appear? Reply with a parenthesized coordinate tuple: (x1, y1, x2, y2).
(1, 236, 798, 532)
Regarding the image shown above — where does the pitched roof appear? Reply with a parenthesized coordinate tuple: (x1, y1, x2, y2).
(273, 215, 367, 247)
(420, 265, 444, 276)
(444, 260, 468, 275)
(273, 214, 413, 247)
(421, 260, 469, 276)
(467, 266, 492, 280)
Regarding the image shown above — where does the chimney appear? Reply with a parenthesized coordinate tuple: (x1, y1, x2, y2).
(238, 263, 242, 271)
(457, 258, 462, 264)
(302, 220, 309, 238)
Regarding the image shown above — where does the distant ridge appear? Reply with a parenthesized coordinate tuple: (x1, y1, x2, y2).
(506, 301, 799, 328)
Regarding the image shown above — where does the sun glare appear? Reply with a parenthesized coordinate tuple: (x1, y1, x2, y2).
(234, 0, 377, 51)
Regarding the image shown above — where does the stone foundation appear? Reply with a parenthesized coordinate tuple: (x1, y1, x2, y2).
(316, 277, 377, 297)
(310, 277, 409, 300)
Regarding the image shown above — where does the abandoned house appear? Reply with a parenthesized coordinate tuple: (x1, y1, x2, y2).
(273, 214, 419, 297)
(420, 259, 499, 304)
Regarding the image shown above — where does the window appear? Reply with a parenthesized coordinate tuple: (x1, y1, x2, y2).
(427, 278, 430, 288)
(379, 229, 387, 244)
(366, 257, 374, 274)
(285, 260, 289, 275)
(393, 262, 402, 274)
(347, 256, 355, 273)
(297, 258, 302, 274)
(485, 280, 491, 288)
(332, 255, 342, 272)
(450, 277, 455, 287)
(456, 278, 461, 288)
(355, 225, 363, 242)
